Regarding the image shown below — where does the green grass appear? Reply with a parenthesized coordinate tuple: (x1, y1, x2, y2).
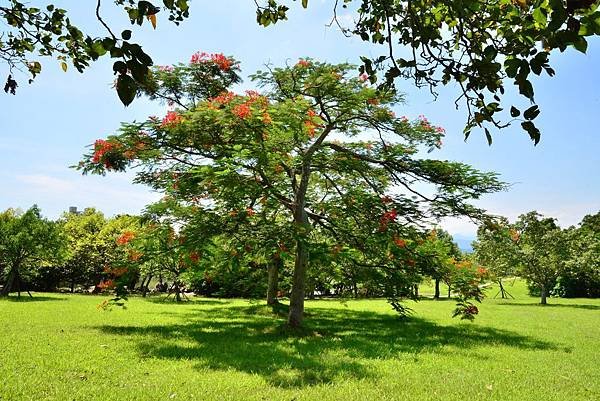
(0, 281, 598, 401)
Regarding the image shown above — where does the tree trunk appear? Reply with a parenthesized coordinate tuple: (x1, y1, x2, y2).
(288, 237, 309, 327)
(540, 285, 547, 305)
(1, 266, 17, 296)
(287, 158, 314, 328)
(434, 278, 440, 299)
(498, 279, 506, 299)
(174, 281, 182, 302)
(266, 254, 281, 305)
(447, 284, 451, 298)
(413, 284, 419, 298)
(141, 275, 152, 297)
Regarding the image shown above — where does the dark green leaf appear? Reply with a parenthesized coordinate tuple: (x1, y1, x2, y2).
(521, 121, 541, 145)
(484, 128, 492, 145)
(510, 106, 520, 117)
(523, 105, 540, 120)
(116, 73, 137, 106)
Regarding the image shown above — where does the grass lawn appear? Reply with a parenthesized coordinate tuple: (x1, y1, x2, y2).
(0, 280, 598, 401)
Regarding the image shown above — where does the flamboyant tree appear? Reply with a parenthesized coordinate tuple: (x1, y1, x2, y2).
(79, 54, 506, 326)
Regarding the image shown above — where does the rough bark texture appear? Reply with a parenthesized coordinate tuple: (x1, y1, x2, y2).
(266, 255, 281, 305)
(286, 155, 315, 327)
(286, 126, 331, 327)
(288, 236, 309, 327)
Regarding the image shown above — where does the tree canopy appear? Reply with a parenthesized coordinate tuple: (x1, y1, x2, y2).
(78, 54, 506, 326)
(257, 0, 600, 143)
(0, 205, 66, 296)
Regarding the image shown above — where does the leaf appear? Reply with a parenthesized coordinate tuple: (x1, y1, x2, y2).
(121, 30, 132, 40)
(484, 128, 492, 146)
(523, 105, 540, 120)
(302, 0, 308, 8)
(573, 37, 588, 53)
(147, 14, 157, 29)
(521, 121, 541, 145)
(116, 74, 137, 106)
(510, 106, 520, 117)
(60, 62, 68, 72)
(517, 79, 535, 101)
(113, 60, 127, 74)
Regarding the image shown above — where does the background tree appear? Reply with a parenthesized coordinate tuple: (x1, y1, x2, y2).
(58, 207, 108, 292)
(78, 55, 506, 327)
(559, 212, 600, 297)
(257, 0, 600, 143)
(418, 229, 462, 299)
(515, 211, 568, 304)
(0, 205, 66, 297)
(473, 217, 522, 299)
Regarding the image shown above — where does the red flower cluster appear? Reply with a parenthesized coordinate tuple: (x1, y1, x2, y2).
(379, 209, 398, 231)
(161, 111, 182, 128)
(304, 109, 321, 138)
(210, 91, 237, 105)
(296, 59, 311, 68)
(189, 252, 200, 263)
(232, 103, 252, 119)
(97, 279, 115, 290)
(190, 52, 232, 71)
(92, 139, 116, 164)
(116, 231, 135, 245)
(393, 237, 407, 248)
(128, 250, 143, 261)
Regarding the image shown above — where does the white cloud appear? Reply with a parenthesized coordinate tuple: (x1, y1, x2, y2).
(16, 174, 76, 192)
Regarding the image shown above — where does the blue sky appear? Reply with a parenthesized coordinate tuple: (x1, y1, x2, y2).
(1, 1, 599, 239)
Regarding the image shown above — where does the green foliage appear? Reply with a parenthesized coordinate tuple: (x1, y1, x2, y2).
(0, 205, 66, 296)
(515, 211, 570, 303)
(473, 217, 522, 282)
(256, 0, 600, 143)
(0, 1, 189, 104)
(77, 54, 506, 323)
(57, 208, 108, 291)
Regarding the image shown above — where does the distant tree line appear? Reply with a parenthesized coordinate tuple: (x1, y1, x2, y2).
(473, 210, 600, 303)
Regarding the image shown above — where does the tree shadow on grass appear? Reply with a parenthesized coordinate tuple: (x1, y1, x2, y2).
(142, 296, 234, 305)
(96, 304, 558, 388)
(497, 302, 600, 310)
(0, 295, 67, 302)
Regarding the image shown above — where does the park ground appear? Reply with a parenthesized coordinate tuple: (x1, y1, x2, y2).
(0, 280, 598, 401)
